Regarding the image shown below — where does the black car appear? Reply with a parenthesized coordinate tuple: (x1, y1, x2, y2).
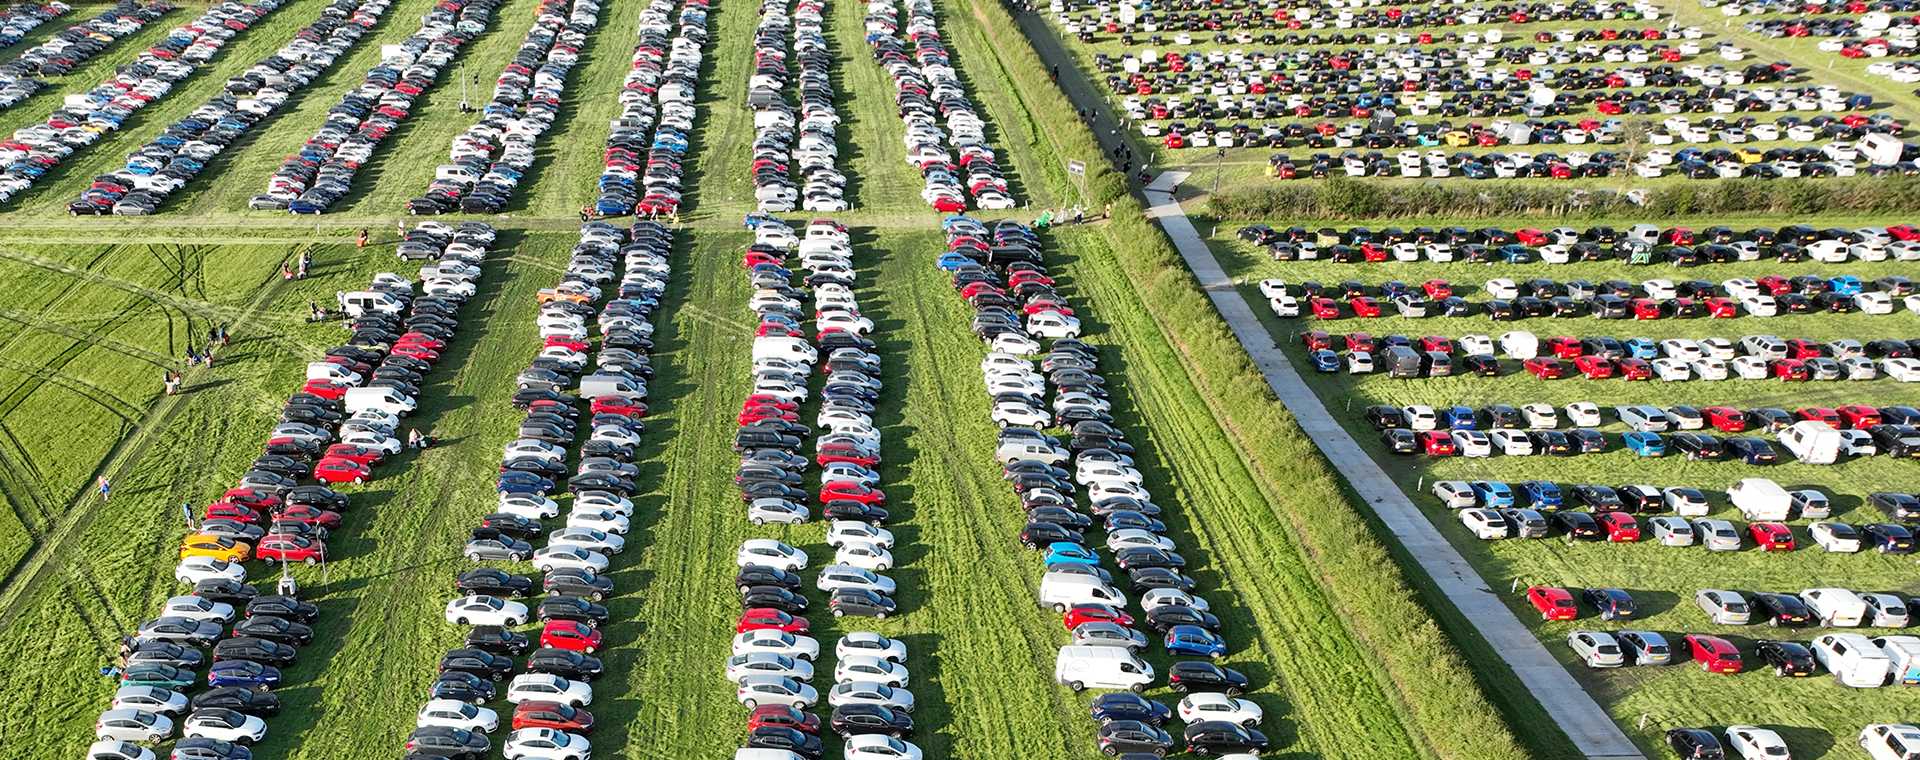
(1568, 428, 1608, 453)
(439, 648, 515, 681)
(1380, 428, 1418, 454)
(1098, 720, 1174, 756)
(1871, 492, 1920, 522)
(1869, 424, 1920, 457)
(243, 595, 318, 623)
(1104, 510, 1165, 534)
(431, 671, 496, 704)
(1089, 692, 1171, 725)
(545, 569, 615, 601)
(736, 565, 804, 593)
(1748, 592, 1813, 627)
(194, 578, 260, 607)
(1671, 432, 1725, 461)
(1145, 605, 1221, 633)
(477, 513, 543, 540)
(1665, 727, 1726, 760)
(212, 637, 297, 667)
(1754, 640, 1817, 676)
(1579, 588, 1636, 620)
(1021, 520, 1083, 548)
(1028, 506, 1092, 530)
(406, 725, 490, 758)
(1128, 567, 1195, 592)
(743, 586, 810, 614)
(1552, 511, 1604, 540)
(823, 500, 889, 524)
(1571, 485, 1622, 511)
(191, 686, 281, 717)
(1185, 720, 1271, 755)
(232, 616, 312, 646)
(749, 726, 823, 759)
(1527, 429, 1573, 456)
(457, 568, 535, 598)
(171, 737, 252, 760)
(1363, 405, 1407, 429)
(1726, 437, 1779, 465)
(1115, 547, 1185, 570)
(830, 588, 897, 618)
(464, 626, 532, 655)
(1167, 661, 1248, 695)
(831, 703, 913, 738)
(526, 647, 604, 681)
(1864, 523, 1916, 554)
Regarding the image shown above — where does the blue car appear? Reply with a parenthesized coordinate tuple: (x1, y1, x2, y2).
(1499, 244, 1535, 263)
(208, 660, 282, 689)
(497, 472, 554, 495)
(1045, 542, 1101, 567)
(1165, 625, 1227, 659)
(1623, 431, 1666, 457)
(1520, 480, 1563, 509)
(936, 252, 974, 271)
(1624, 338, 1658, 360)
(1830, 276, 1863, 296)
(1443, 406, 1477, 430)
(1308, 349, 1339, 373)
(1470, 480, 1515, 509)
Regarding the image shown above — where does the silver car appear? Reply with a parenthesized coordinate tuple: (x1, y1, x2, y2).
(1567, 630, 1625, 668)
(1691, 518, 1743, 551)
(1616, 630, 1672, 666)
(1071, 622, 1148, 652)
(1648, 516, 1696, 547)
(1696, 589, 1752, 625)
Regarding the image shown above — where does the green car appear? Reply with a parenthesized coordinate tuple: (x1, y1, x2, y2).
(121, 663, 197, 690)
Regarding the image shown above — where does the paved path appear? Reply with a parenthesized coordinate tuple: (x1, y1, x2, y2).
(1143, 171, 1646, 760)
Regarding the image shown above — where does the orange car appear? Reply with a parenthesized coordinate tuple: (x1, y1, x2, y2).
(536, 288, 592, 305)
(179, 532, 251, 562)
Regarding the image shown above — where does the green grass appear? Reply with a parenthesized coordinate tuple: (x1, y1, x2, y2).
(1208, 224, 1920, 759)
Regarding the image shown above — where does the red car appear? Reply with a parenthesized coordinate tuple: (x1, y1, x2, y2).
(820, 482, 885, 505)
(513, 701, 595, 733)
(1422, 279, 1452, 299)
(1301, 330, 1333, 351)
(1795, 407, 1841, 427)
(743, 251, 784, 269)
(277, 504, 343, 529)
(300, 379, 350, 400)
(1573, 354, 1615, 379)
(1344, 332, 1376, 353)
(817, 445, 879, 468)
(1349, 296, 1381, 318)
(1308, 297, 1340, 319)
(323, 444, 384, 465)
(1771, 359, 1809, 381)
(1063, 603, 1134, 630)
(222, 488, 281, 511)
(742, 394, 799, 412)
(1008, 271, 1054, 289)
(591, 396, 647, 417)
(959, 282, 1003, 299)
(255, 534, 325, 564)
(1515, 228, 1549, 246)
(391, 344, 440, 362)
(1756, 275, 1791, 295)
(1524, 357, 1571, 379)
(1618, 358, 1652, 381)
(312, 458, 370, 485)
(1703, 406, 1747, 432)
(1683, 634, 1742, 673)
(1786, 339, 1823, 360)
(1022, 299, 1073, 316)
(1837, 405, 1883, 428)
(1596, 512, 1640, 542)
(756, 322, 804, 338)
(737, 608, 810, 634)
(541, 620, 602, 653)
(1525, 586, 1579, 621)
(204, 501, 265, 525)
(1631, 298, 1664, 320)
(1420, 336, 1453, 354)
(1704, 297, 1737, 318)
(398, 332, 445, 351)
(1547, 336, 1584, 359)
(739, 406, 797, 425)
(1749, 522, 1795, 551)
(1419, 431, 1457, 456)
(747, 704, 819, 735)
(545, 336, 589, 352)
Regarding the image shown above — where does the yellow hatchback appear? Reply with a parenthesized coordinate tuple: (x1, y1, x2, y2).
(178, 533, 250, 562)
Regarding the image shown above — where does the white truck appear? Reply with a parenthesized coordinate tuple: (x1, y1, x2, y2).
(1727, 478, 1791, 521)
(1779, 420, 1842, 465)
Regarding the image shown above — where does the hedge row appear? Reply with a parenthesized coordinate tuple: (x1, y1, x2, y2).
(959, 0, 1539, 756)
(1206, 175, 1920, 222)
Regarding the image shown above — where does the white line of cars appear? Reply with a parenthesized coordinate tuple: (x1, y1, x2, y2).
(255, 0, 503, 213)
(864, 0, 1015, 212)
(0, 0, 285, 205)
(0, 1, 171, 113)
(588, 0, 705, 218)
(943, 217, 1269, 758)
(408, 0, 604, 214)
(746, 0, 846, 212)
(92, 226, 491, 760)
(68, 0, 392, 216)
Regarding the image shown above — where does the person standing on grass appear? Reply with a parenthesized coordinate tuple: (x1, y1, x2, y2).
(96, 476, 110, 502)
(357, 228, 369, 248)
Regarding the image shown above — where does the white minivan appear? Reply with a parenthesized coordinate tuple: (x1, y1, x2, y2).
(1801, 587, 1868, 627)
(343, 387, 416, 417)
(1054, 645, 1154, 692)
(1038, 571, 1127, 613)
(1812, 633, 1891, 688)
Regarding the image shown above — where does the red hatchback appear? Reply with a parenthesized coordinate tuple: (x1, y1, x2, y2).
(312, 458, 370, 485)
(255, 534, 325, 564)
(1547, 336, 1584, 359)
(541, 620, 602, 653)
(1525, 586, 1579, 621)
(277, 504, 343, 529)
(1683, 634, 1742, 673)
(1350, 296, 1381, 318)
(323, 444, 385, 465)
(820, 482, 885, 505)
(1772, 359, 1809, 381)
(747, 704, 819, 735)
(1308, 298, 1340, 319)
(737, 608, 810, 634)
(1596, 512, 1640, 542)
(300, 379, 350, 400)
(1419, 431, 1457, 456)
(1837, 405, 1883, 428)
(514, 701, 595, 733)
(1618, 358, 1652, 381)
(1574, 355, 1615, 379)
(1795, 407, 1841, 427)
(204, 501, 265, 525)
(592, 396, 647, 417)
(1524, 357, 1571, 379)
(1063, 603, 1134, 630)
(1344, 332, 1376, 353)
(1703, 406, 1747, 432)
(1749, 522, 1795, 551)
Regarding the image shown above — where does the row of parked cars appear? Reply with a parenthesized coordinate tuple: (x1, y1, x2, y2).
(865, 0, 1016, 211)
(595, 0, 704, 218)
(69, 0, 390, 216)
(90, 227, 490, 760)
(748, 0, 846, 212)
(0, 1, 170, 113)
(256, 0, 499, 213)
(940, 216, 1271, 758)
(0, 0, 283, 205)
(1239, 221, 1920, 264)
(409, 0, 602, 215)
(1271, 272, 1920, 321)
(416, 222, 665, 760)
(1057, 0, 1669, 36)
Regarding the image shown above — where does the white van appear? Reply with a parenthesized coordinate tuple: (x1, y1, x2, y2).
(1727, 478, 1791, 521)
(337, 290, 405, 317)
(344, 387, 417, 417)
(1873, 635, 1920, 685)
(1802, 587, 1869, 626)
(752, 337, 817, 364)
(1779, 420, 1842, 465)
(1812, 633, 1891, 687)
(1498, 331, 1539, 359)
(305, 362, 362, 384)
(996, 440, 1067, 465)
(1039, 571, 1127, 613)
(579, 374, 645, 399)
(1054, 645, 1154, 692)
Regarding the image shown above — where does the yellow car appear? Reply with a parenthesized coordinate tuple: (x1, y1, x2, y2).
(1443, 130, 1471, 147)
(179, 533, 250, 562)
(1735, 148, 1762, 164)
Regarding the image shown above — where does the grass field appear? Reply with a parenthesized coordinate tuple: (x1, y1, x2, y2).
(1210, 220, 1920, 758)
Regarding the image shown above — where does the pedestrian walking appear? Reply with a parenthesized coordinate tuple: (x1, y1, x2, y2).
(185, 346, 200, 366)
(218, 325, 230, 346)
(100, 664, 121, 681)
(408, 428, 425, 449)
(162, 370, 179, 395)
(1073, 206, 1085, 224)
(281, 263, 294, 280)
(395, 220, 405, 240)
(1050, 65, 1059, 82)
(356, 228, 369, 248)
(296, 255, 309, 279)
(96, 476, 110, 502)
(180, 502, 194, 530)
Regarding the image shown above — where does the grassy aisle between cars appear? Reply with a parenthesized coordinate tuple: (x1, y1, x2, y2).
(1212, 226, 1920, 758)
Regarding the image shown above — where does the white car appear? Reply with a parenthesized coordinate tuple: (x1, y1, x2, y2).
(837, 631, 907, 662)
(504, 439, 566, 462)
(1731, 355, 1770, 380)
(726, 652, 815, 683)
(732, 629, 821, 661)
(94, 709, 172, 743)
(747, 498, 809, 525)
(991, 401, 1050, 428)
(1691, 358, 1729, 380)
(1177, 692, 1263, 727)
(1431, 480, 1475, 509)
(1141, 588, 1209, 612)
(1858, 292, 1895, 314)
(499, 494, 561, 519)
(1698, 337, 1737, 360)
(507, 674, 592, 706)
(815, 564, 897, 595)
(503, 728, 590, 760)
(1403, 405, 1439, 430)
(1648, 516, 1696, 547)
(1257, 279, 1288, 299)
(1027, 311, 1081, 338)
(1486, 278, 1520, 299)
(1519, 403, 1557, 429)
(1450, 430, 1492, 458)
(174, 557, 245, 585)
(1459, 508, 1508, 540)
(1459, 334, 1495, 356)
(548, 527, 624, 555)
(1268, 294, 1299, 317)
(738, 539, 809, 571)
(111, 686, 188, 716)
(1811, 521, 1863, 553)
(991, 332, 1040, 354)
(834, 542, 894, 571)
(566, 508, 630, 535)
(445, 595, 529, 626)
(845, 735, 923, 760)
(181, 708, 267, 743)
(1105, 529, 1176, 553)
(416, 700, 499, 732)
(1884, 358, 1920, 382)
(160, 596, 234, 622)
(86, 741, 156, 760)
(1564, 402, 1601, 427)
(1863, 724, 1920, 760)
(737, 675, 818, 708)
(1652, 358, 1692, 381)
(836, 655, 910, 686)
(534, 546, 609, 574)
(1488, 430, 1533, 456)
(829, 681, 915, 712)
